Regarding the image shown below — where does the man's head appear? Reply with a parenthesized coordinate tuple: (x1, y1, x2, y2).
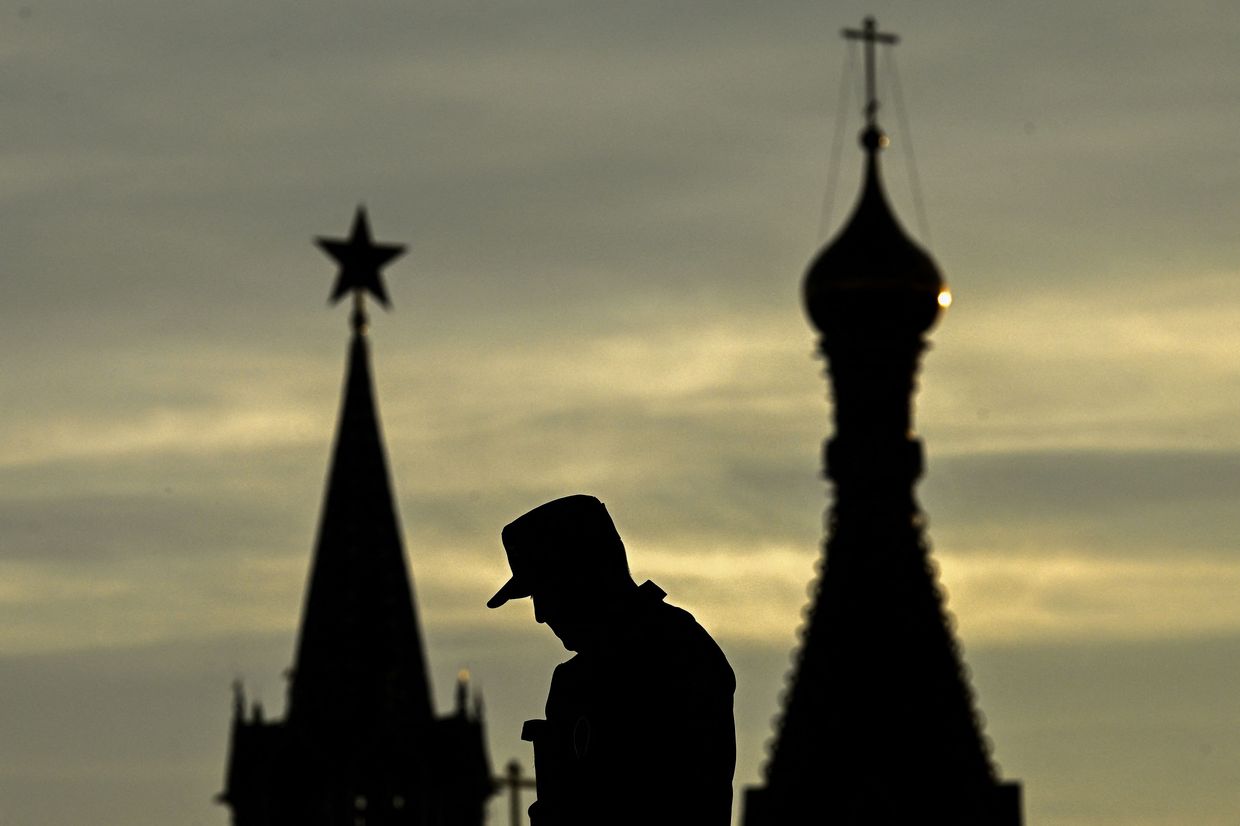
(488, 494, 636, 650)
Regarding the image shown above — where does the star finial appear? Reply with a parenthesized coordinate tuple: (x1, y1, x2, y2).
(316, 206, 406, 332)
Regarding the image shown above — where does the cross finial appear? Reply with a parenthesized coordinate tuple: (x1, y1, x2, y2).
(497, 760, 536, 826)
(842, 16, 899, 133)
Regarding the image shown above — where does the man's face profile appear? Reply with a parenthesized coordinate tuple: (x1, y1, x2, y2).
(491, 495, 636, 653)
(532, 586, 588, 651)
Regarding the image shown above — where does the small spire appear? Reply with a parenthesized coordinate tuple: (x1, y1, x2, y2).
(455, 668, 470, 714)
(231, 679, 246, 718)
(315, 206, 407, 335)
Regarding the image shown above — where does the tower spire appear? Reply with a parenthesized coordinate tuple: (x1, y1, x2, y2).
(289, 211, 430, 737)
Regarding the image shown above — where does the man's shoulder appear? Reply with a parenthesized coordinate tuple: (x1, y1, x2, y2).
(636, 584, 735, 687)
(647, 598, 712, 645)
(638, 582, 714, 639)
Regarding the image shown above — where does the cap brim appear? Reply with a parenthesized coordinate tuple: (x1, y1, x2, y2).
(486, 576, 532, 609)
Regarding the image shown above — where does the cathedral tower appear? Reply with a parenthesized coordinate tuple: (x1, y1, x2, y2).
(744, 19, 1022, 825)
(219, 208, 494, 826)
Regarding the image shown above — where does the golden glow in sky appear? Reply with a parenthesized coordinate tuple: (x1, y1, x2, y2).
(1, 2, 1238, 825)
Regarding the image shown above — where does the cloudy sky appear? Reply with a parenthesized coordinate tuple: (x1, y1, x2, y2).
(2, 0, 1239, 823)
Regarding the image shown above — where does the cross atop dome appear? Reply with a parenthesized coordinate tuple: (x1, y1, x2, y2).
(316, 206, 407, 333)
(842, 17, 898, 133)
(802, 16, 945, 341)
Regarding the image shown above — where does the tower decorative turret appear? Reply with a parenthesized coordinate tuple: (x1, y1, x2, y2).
(219, 208, 494, 826)
(743, 19, 1021, 825)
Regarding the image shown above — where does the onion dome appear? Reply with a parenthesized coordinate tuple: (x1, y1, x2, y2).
(803, 126, 948, 340)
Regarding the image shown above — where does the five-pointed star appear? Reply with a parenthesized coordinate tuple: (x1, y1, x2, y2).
(316, 206, 406, 308)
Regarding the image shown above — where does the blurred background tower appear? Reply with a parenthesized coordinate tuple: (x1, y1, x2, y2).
(218, 208, 495, 826)
(743, 19, 1022, 825)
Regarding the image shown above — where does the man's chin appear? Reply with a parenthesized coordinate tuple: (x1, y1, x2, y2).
(549, 626, 581, 652)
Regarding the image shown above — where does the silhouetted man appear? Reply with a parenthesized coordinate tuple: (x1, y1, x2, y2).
(488, 494, 736, 826)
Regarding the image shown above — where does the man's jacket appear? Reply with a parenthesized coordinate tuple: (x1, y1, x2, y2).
(526, 581, 736, 825)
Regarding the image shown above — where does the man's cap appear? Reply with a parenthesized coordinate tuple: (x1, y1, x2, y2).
(487, 494, 630, 609)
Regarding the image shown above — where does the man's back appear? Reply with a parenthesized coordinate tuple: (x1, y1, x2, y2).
(532, 582, 735, 825)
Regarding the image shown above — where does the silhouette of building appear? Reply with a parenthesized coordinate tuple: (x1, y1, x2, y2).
(219, 208, 495, 826)
(743, 19, 1022, 826)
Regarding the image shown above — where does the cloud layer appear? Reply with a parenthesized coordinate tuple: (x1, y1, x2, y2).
(2, 1, 1239, 824)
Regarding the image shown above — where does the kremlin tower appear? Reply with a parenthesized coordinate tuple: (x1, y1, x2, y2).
(219, 209, 495, 826)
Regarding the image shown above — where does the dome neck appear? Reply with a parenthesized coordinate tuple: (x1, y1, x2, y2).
(829, 125, 907, 249)
(854, 126, 895, 225)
